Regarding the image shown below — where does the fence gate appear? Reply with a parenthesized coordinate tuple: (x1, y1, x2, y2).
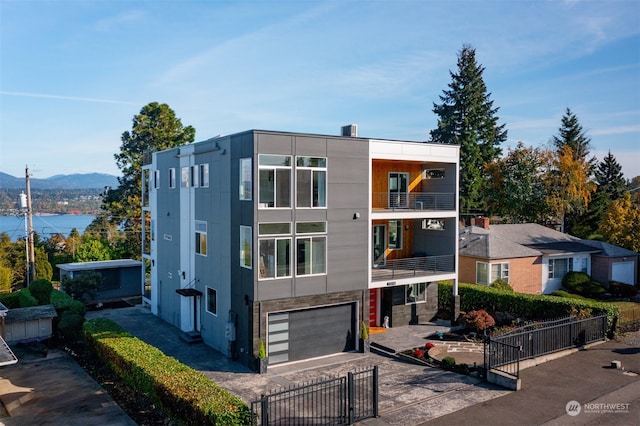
(250, 366, 378, 426)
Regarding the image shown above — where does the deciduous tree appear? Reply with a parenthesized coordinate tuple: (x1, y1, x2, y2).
(598, 193, 640, 252)
(430, 44, 507, 217)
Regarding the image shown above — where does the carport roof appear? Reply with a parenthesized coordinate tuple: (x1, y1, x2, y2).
(57, 259, 142, 271)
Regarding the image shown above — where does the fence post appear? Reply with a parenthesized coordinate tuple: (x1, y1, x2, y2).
(373, 365, 379, 418)
(348, 372, 355, 425)
(260, 394, 268, 426)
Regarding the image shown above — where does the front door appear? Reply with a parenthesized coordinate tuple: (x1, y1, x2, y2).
(389, 172, 408, 208)
(373, 225, 386, 267)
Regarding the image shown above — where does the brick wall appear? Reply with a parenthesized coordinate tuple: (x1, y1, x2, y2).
(459, 255, 542, 294)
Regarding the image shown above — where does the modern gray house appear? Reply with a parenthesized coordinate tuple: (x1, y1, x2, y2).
(142, 127, 459, 369)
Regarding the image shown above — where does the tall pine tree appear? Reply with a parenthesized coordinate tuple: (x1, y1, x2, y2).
(552, 108, 595, 165)
(430, 44, 507, 217)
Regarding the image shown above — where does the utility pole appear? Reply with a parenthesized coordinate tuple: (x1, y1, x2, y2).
(25, 166, 36, 285)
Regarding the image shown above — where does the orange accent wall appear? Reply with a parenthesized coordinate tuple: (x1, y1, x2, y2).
(372, 219, 414, 261)
(372, 160, 424, 194)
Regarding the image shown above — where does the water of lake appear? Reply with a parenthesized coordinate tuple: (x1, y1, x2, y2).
(0, 214, 96, 241)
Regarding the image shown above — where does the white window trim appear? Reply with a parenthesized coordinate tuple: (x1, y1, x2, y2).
(258, 237, 292, 280)
(195, 220, 207, 256)
(240, 225, 252, 269)
(239, 158, 252, 201)
(405, 283, 427, 305)
(258, 154, 292, 209)
(295, 156, 327, 209)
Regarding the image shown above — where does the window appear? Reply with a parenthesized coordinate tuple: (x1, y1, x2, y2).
(154, 170, 160, 189)
(191, 165, 199, 188)
(169, 168, 176, 189)
(406, 283, 427, 304)
(476, 261, 509, 285)
(389, 172, 408, 208)
(296, 157, 326, 208)
(388, 220, 402, 249)
(423, 168, 445, 179)
(476, 262, 489, 285)
(142, 169, 150, 207)
(259, 155, 291, 208)
(206, 287, 217, 315)
(296, 222, 326, 276)
(259, 223, 291, 279)
(195, 221, 207, 256)
(181, 167, 189, 188)
(239, 158, 252, 200)
(240, 225, 252, 269)
(578, 257, 588, 273)
(199, 164, 209, 188)
(549, 257, 573, 279)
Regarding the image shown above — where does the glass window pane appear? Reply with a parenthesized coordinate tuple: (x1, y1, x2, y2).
(259, 240, 275, 278)
(477, 262, 488, 285)
(276, 169, 291, 207)
(297, 169, 311, 207)
(313, 170, 326, 207)
(312, 237, 326, 274)
(259, 155, 291, 167)
(259, 223, 291, 235)
(388, 220, 402, 249)
(240, 158, 252, 200)
(296, 222, 326, 234)
(259, 169, 275, 207)
(277, 239, 290, 277)
(296, 157, 326, 168)
(240, 226, 252, 268)
(297, 238, 311, 275)
(207, 288, 217, 315)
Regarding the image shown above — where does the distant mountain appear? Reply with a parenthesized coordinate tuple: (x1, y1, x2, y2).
(0, 172, 119, 189)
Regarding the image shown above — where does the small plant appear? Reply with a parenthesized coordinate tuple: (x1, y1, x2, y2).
(258, 339, 266, 359)
(459, 309, 495, 333)
(412, 348, 425, 358)
(441, 356, 456, 370)
(360, 321, 369, 340)
(453, 363, 470, 375)
(424, 342, 434, 349)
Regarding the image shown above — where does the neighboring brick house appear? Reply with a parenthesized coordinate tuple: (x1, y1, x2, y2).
(459, 220, 638, 295)
(142, 127, 459, 369)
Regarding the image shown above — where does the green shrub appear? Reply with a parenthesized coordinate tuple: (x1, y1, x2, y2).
(0, 292, 21, 309)
(550, 290, 586, 299)
(83, 318, 250, 425)
(51, 290, 86, 317)
(29, 279, 53, 305)
(58, 311, 85, 340)
(18, 289, 38, 308)
(608, 282, 638, 298)
(491, 279, 513, 292)
(453, 363, 470, 375)
(62, 271, 101, 302)
(459, 309, 495, 332)
(441, 356, 456, 371)
(438, 282, 619, 330)
(562, 272, 606, 297)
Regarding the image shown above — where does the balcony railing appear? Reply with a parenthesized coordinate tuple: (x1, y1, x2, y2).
(371, 255, 455, 282)
(372, 192, 455, 211)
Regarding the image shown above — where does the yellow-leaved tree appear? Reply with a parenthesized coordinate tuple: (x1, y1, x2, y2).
(598, 193, 640, 252)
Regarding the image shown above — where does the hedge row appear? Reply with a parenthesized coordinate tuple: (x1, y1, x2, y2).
(83, 318, 251, 425)
(438, 282, 619, 328)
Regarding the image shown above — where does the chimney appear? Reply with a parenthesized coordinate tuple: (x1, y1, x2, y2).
(471, 216, 490, 229)
(341, 124, 358, 137)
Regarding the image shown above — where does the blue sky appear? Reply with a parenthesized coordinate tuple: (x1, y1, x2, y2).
(1, 0, 639, 180)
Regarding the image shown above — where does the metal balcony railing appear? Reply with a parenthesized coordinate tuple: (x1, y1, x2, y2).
(372, 192, 455, 211)
(371, 254, 455, 281)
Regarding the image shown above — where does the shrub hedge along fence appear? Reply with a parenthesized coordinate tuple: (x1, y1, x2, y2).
(83, 318, 251, 425)
(438, 282, 619, 329)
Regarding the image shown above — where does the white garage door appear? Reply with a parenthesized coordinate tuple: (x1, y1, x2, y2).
(612, 262, 634, 285)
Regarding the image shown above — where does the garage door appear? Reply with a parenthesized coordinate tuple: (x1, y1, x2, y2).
(268, 304, 356, 364)
(612, 262, 635, 285)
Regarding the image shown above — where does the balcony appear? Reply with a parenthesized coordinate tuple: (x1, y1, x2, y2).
(372, 192, 455, 211)
(371, 255, 455, 282)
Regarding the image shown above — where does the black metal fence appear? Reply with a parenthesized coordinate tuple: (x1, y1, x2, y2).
(485, 315, 608, 380)
(250, 366, 378, 425)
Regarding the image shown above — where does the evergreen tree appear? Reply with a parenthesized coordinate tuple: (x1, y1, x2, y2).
(430, 44, 507, 217)
(595, 151, 626, 201)
(552, 108, 595, 165)
(100, 102, 195, 259)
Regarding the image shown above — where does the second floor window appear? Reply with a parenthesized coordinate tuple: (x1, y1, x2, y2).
(296, 157, 326, 208)
(258, 223, 291, 279)
(259, 155, 291, 208)
(195, 220, 207, 256)
(296, 222, 326, 276)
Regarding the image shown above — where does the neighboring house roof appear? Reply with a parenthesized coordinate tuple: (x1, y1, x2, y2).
(459, 230, 541, 259)
(526, 241, 601, 256)
(580, 240, 639, 258)
(57, 259, 142, 272)
(5, 304, 58, 324)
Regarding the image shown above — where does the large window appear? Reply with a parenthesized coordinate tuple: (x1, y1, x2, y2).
(259, 223, 291, 279)
(296, 222, 326, 276)
(240, 158, 252, 200)
(206, 287, 217, 315)
(195, 220, 207, 256)
(240, 225, 252, 269)
(296, 157, 326, 208)
(259, 155, 291, 208)
(476, 262, 510, 285)
(388, 220, 402, 249)
(549, 258, 573, 279)
(406, 283, 426, 304)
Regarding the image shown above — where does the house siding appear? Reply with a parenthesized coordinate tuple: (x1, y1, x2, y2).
(458, 256, 542, 294)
